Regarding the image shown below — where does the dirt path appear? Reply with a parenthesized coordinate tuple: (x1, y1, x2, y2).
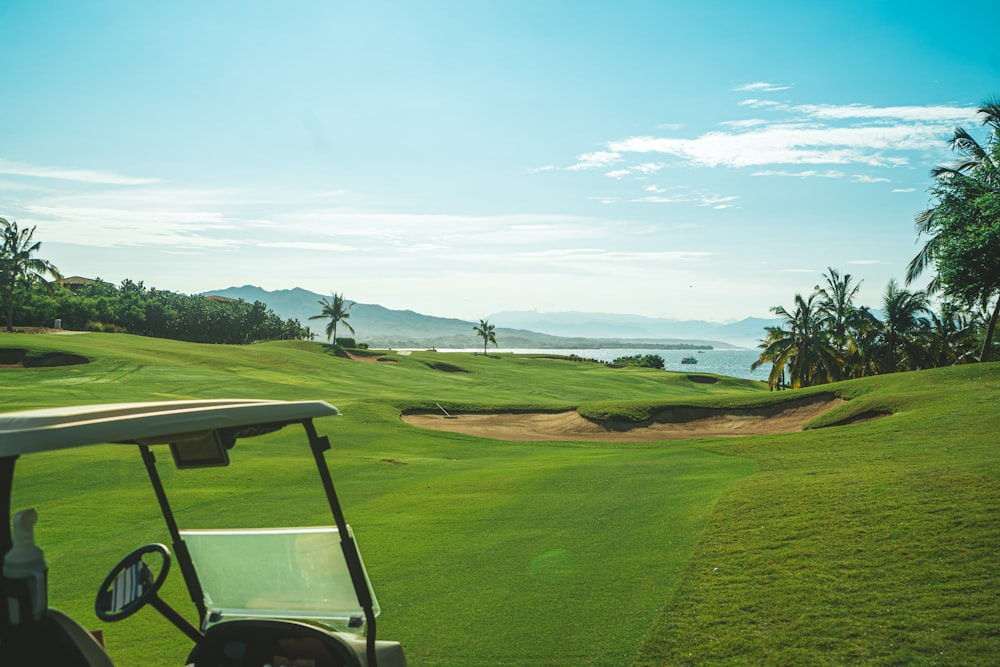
(402, 395, 845, 442)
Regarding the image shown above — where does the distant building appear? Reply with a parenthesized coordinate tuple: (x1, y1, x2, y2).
(57, 276, 106, 293)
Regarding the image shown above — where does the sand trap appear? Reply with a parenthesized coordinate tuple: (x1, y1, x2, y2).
(402, 395, 845, 442)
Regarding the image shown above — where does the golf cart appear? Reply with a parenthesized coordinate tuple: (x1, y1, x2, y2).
(0, 399, 406, 666)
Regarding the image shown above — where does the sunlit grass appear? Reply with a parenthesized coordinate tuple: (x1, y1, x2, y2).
(3, 333, 999, 665)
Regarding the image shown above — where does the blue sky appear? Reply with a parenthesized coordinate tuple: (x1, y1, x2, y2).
(1, 1, 997, 322)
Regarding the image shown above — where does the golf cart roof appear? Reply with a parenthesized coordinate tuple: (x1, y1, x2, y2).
(0, 399, 340, 458)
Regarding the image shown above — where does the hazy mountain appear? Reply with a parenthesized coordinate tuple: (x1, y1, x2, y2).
(490, 311, 776, 348)
(202, 286, 761, 349)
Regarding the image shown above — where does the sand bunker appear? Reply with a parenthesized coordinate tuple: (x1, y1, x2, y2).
(403, 395, 845, 442)
(0, 348, 90, 368)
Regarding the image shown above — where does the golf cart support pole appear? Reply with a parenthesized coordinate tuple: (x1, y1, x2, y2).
(303, 419, 379, 667)
(138, 445, 208, 628)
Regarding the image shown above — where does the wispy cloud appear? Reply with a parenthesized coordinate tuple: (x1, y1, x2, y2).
(752, 169, 845, 179)
(0, 159, 161, 185)
(587, 99, 979, 171)
(259, 241, 355, 252)
(733, 82, 792, 92)
(606, 123, 946, 168)
(558, 95, 980, 216)
(567, 150, 622, 171)
(795, 104, 978, 123)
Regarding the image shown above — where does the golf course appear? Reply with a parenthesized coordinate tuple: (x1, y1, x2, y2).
(2, 331, 998, 666)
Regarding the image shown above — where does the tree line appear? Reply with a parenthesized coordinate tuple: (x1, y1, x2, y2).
(755, 97, 999, 389)
(0, 234, 312, 345)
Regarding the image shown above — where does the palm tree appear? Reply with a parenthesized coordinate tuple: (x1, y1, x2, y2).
(0, 218, 60, 331)
(309, 292, 355, 344)
(875, 280, 930, 373)
(473, 319, 497, 355)
(923, 301, 978, 367)
(907, 98, 1000, 361)
(752, 293, 841, 389)
(845, 306, 883, 379)
(815, 267, 863, 360)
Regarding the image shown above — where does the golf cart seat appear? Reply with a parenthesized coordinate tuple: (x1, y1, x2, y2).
(186, 619, 362, 667)
(0, 608, 114, 667)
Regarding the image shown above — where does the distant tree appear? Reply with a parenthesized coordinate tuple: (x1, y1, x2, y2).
(922, 300, 978, 366)
(473, 319, 497, 355)
(907, 97, 1000, 361)
(310, 292, 355, 343)
(874, 280, 930, 373)
(613, 354, 665, 369)
(752, 293, 841, 389)
(815, 267, 862, 358)
(0, 218, 61, 331)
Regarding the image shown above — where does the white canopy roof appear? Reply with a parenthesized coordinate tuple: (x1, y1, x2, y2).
(0, 399, 339, 457)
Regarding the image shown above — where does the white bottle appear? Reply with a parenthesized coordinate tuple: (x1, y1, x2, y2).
(3, 508, 48, 624)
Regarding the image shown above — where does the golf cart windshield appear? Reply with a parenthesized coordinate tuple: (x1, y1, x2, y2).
(179, 526, 379, 633)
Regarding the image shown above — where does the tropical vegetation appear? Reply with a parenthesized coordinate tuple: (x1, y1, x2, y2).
(612, 353, 666, 369)
(310, 292, 355, 344)
(2, 273, 311, 343)
(906, 97, 1000, 362)
(756, 96, 1000, 388)
(0, 218, 61, 332)
(473, 318, 497, 354)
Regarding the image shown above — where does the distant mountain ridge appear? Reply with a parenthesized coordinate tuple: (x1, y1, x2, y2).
(201, 285, 770, 349)
(490, 311, 776, 348)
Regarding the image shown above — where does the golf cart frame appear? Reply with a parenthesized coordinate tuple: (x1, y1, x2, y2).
(0, 399, 405, 666)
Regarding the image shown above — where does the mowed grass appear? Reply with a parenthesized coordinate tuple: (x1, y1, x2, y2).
(2, 332, 999, 665)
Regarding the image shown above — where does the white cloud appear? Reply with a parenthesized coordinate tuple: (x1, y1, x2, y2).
(852, 174, 891, 183)
(720, 119, 770, 128)
(605, 169, 631, 179)
(794, 103, 979, 123)
(752, 169, 845, 179)
(633, 163, 664, 174)
(892, 187, 917, 193)
(0, 159, 161, 185)
(733, 82, 792, 92)
(698, 194, 740, 207)
(607, 122, 947, 168)
(631, 195, 690, 204)
(259, 241, 355, 252)
(567, 151, 622, 171)
(738, 99, 787, 109)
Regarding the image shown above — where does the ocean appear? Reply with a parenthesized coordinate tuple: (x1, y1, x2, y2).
(435, 347, 769, 382)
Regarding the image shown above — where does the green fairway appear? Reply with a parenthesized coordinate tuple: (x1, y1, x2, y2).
(2, 332, 998, 665)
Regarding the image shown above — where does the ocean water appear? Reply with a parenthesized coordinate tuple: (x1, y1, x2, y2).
(436, 347, 769, 382)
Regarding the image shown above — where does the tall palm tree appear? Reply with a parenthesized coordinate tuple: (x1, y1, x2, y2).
(309, 292, 355, 344)
(0, 218, 60, 331)
(752, 293, 841, 389)
(815, 267, 863, 360)
(845, 306, 883, 379)
(473, 319, 497, 355)
(907, 98, 1000, 361)
(876, 280, 930, 373)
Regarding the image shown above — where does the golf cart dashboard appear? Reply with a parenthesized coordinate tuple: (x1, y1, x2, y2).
(187, 619, 368, 667)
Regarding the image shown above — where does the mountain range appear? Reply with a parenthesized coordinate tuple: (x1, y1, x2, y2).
(202, 285, 775, 349)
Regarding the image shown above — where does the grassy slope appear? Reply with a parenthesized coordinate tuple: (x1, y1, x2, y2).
(2, 333, 998, 666)
(633, 364, 1000, 666)
(2, 333, 760, 666)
